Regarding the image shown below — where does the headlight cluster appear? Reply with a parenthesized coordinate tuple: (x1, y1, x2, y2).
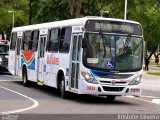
(81, 71, 98, 84)
(128, 75, 142, 85)
(0, 58, 2, 64)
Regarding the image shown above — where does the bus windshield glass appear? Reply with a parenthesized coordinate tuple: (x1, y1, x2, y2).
(83, 33, 143, 72)
(0, 45, 9, 54)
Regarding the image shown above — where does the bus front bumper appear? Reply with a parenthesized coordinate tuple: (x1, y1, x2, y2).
(79, 82, 142, 97)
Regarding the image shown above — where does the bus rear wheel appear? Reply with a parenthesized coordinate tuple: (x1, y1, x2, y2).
(22, 69, 30, 87)
(106, 95, 116, 101)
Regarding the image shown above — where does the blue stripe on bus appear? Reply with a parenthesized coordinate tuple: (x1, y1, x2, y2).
(91, 69, 113, 77)
(21, 57, 35, 70)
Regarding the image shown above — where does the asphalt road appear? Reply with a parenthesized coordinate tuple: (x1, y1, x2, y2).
(0, 71, 160, 120)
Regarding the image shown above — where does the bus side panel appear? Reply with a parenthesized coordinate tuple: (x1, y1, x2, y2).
(43, 52, 57, 88)
(21, 51, 37, 82)
(42, 52, 50, 86)
(43, 53, 70, 89)
(8, 50, 16, 75)
(57, 53, 70, 90)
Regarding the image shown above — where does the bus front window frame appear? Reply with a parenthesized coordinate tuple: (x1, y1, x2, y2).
(82, 32, 143, 72)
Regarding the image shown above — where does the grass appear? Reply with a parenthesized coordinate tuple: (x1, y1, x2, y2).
(147, 72, 160, 76)
(149, 59, 158, 65)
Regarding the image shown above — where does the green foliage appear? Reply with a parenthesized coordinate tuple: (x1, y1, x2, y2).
(147, 72, 160, 76)
(126, 0, 160, 51)
(31, 0, 68, 23)
(101, 0, 124, 18)
(0, 0, 29, 37)
(81, 0, 109, 16)
(0, 5, 12, 31)
(0, 0, 160, 53)
(144, 4, 160, 50)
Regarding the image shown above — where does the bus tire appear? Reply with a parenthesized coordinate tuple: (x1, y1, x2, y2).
(22, 69, 30, 87)
(60, 75, 68, 99)
(106, 95, 116, 101)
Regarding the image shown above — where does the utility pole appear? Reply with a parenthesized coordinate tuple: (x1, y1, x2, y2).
(124, 0, 127, 20)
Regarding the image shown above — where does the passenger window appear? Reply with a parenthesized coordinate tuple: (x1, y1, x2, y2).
(59, 27, 72, 53)
(10, 32, 17, 50)
(22, 31, 32, 51)
(30, 30, 39, 51)
(47, 28, 60, 52)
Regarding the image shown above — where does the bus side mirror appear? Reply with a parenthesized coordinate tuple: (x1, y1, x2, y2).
(82, 38, 86, 48)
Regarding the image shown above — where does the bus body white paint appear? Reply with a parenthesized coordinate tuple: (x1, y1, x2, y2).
(0, 86, 39, 114)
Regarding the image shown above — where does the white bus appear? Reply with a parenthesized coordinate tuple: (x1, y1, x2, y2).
(8, 16, 143, 100)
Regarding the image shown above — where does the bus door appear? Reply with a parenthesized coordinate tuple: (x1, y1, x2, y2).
(70, 34, 82, 90)
(9, 32, 22, 75)
(37, 35, 47, 85)
(15, 37, 22, 75)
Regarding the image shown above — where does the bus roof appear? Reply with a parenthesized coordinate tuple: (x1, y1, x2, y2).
(12, 16, 141, 32)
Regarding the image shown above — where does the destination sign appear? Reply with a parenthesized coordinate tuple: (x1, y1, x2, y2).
(85, 20, 142, 36)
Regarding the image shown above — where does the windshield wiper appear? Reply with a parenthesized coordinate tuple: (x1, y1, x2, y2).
(98, 20, 112, 68)
(99, 31, 111, 48)
(123, 34, 131, 52)
(98, 20, 111, 48)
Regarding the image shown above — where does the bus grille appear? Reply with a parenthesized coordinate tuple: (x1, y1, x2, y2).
(102, 86, 124, 92)
(97, 74, 133, 79)
(100, 81, 127, 84)
(1, 61, 8, 68)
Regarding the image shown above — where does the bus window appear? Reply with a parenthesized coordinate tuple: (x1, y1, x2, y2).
(10, 32, 17, 50)
(22, 31, 31, 51)
(31, 30, 39, 51)
(59, 27, 72, 53)
(47, 28, 60, 52)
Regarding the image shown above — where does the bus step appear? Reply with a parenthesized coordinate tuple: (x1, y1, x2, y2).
(37, 81, 44, 86)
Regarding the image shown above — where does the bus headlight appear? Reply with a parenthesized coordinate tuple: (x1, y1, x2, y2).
(81, 71, 98, 84)
(129, 75, 142, 85)
(0, 58, 2, 64)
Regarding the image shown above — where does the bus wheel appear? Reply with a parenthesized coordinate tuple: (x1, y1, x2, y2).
(22, 69, 30, 87)
(106, 95, 116, 101)
(60, 75, 68, 99)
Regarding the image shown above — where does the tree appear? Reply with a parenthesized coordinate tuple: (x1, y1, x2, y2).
(81, 0, 110, 17)
(1, 0, 160, 55)
(68, 0, 82, 18)
(126, 0, 160, 59)
(0, 0, 29, 39)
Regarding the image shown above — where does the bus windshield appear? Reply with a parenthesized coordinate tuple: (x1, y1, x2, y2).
(0, 45, 9, 54)
(83, 33, 143, 72)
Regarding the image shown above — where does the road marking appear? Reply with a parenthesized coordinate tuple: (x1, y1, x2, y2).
(126, 95, 160, 106)
(126, 96, 154, 104)
(125, 96, 134, 98)
(0, 80, 22, 82)
(0, 86, 39, 114)
(141, 95, 160, 99)
(152, 99, 160, 105)
(143, 85, 160, 88)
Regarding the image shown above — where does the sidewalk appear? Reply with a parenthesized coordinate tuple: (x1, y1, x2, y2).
(147, 64, 160, 72)
(142, 64, 160, 91)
